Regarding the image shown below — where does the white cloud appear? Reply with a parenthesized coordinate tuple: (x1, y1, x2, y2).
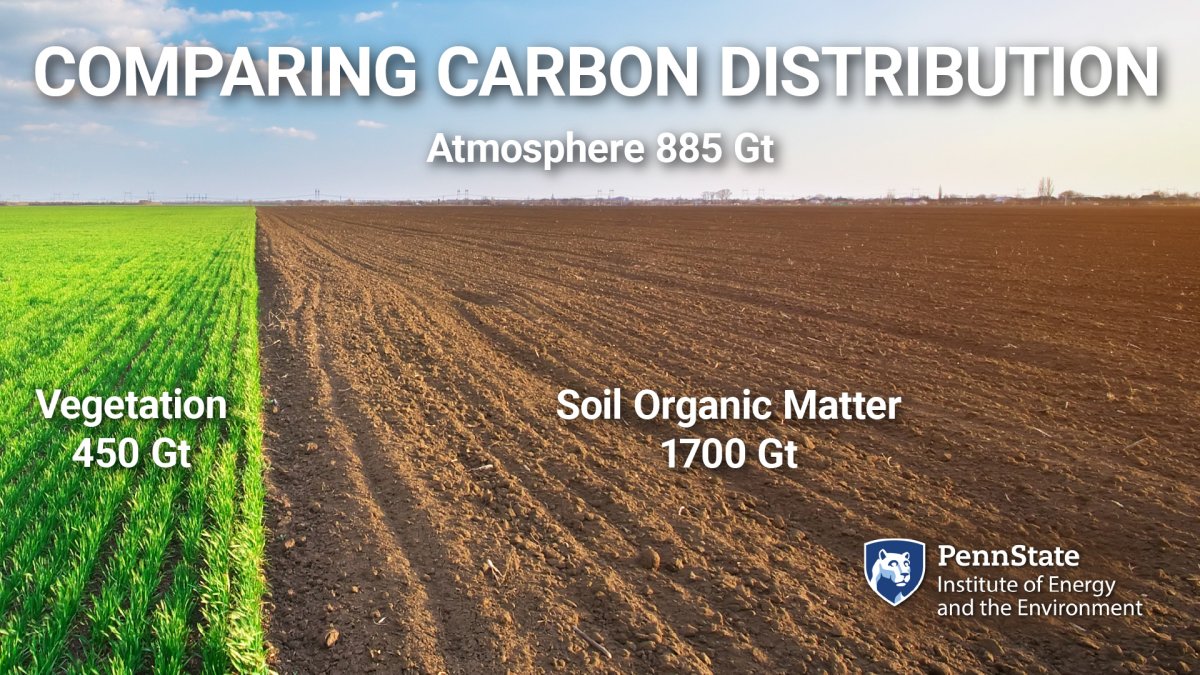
(261, 126, 316, 141)
(189, 8, 291, 32)
(77, 121, 111, 134)
(0, 78, 32, 92)
(356, 119, 386, 129)
(0, 2, 278, 139)
(0, 1, 190, 54)
(0, 3, 291, 58)
(354, 11, 384, 23)
(191, 9, 255, 23)
(250, 10, 290, 32)
(140, 98, 222, 128)
(19, 121, 112, 135)
(0, 135, 11, 142)
(20, 123, 60, 133)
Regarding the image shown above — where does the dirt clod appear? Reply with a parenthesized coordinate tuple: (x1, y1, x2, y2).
(637, 547, 661, 571)
(324, 628, 340, 649)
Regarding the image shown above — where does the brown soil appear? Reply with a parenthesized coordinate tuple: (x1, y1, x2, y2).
(256, 205, 1199, 674)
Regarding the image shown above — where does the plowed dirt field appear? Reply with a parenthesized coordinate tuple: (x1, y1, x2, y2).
(256, 205, 1198, 674)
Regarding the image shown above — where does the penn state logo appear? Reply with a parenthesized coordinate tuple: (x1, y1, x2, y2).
(864, 538, 925, 606)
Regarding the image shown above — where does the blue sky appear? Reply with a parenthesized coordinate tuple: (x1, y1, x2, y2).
(0, 0, 1196, 201)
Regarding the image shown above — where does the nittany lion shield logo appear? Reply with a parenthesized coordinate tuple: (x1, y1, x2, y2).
(864, 538, 925, 606)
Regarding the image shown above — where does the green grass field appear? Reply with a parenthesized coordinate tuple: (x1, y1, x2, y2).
(0, 207, 266, 673)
